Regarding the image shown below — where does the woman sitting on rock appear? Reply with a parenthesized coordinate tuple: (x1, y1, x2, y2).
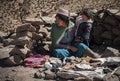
(50, 8, 100, 60)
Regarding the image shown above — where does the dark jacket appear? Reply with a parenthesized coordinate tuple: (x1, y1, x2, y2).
(76, 21, 92, 40)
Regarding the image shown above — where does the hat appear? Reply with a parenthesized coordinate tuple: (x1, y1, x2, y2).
(57, 8, 69, 17)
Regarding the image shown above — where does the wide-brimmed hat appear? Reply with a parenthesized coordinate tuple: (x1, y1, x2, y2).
(57, 8, 69, 17)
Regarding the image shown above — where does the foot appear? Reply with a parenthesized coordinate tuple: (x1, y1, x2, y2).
(93, 53, 101, 58)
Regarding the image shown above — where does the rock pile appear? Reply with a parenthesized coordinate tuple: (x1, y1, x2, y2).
(91, 9, 120, 46)
(0, 0, 120, 32)
(1, 19, 51, 65)
(6, 23, 36, 65)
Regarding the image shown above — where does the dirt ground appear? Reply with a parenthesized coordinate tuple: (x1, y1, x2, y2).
(0, 66, 55, 81)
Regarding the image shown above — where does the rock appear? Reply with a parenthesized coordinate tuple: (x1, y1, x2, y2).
(93, 77, 103, 81)
(16, 31, 33, 38)
(113, 37, 120, 46)
(75, 71, 103, 80)
(10, 33, 16, 39)
(10, 36, 31, 46)
(4, 55, 23, 65)
(41, 16, 55, 24)
(38, 68, 47, 72)
(43, 44, 50, 51)
(74, 77, 92, 81)
(109, 9, 120, 14)
(49, 57, 62, 65)
(9, 46, 30, 59)
(48, 57, 62, 70)
(103, 40, 113, 46)
(113, 66, 120, 76)
(34, 71, 45, 79)
(0, 31, 7, 36)
(24, 17, 55, 25)
(92, 25, 105, 44)
(0, 47, 12, 59)
(63, 56, 76, 63)
(45, 27, 51, 32)
(62, 62, 75, 70)
(70, 12, 77, 17)
(44, 70, 56, 79)
(103, 15, 119, 26)
(32, 32, 43, 40)
(104, 24, 112, 31)
(24, 18, 46, 25)
(7, 45, 15, 48)
(0, 37, 3, 43)
(16, 23, 36, 33)
(101, 31, 114, 40)
(44, 62, 53, 70)
(39, 26, 49, 38)
(2, 38, 14, 46)
(57, 70, 83, 79)
(103, 73, 119, 81)
(112, 28, 120, 36)
(102, 47, 119, 57)
(75, 63, 93, 70)
(102, 62, 120, 70)
(0, 43, 3, 48)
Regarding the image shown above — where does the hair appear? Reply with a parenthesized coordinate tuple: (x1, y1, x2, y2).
(81, 8, 94, 19)
(55, 13, 69, 26)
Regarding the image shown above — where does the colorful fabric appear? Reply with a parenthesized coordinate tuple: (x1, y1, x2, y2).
(24, 54, 46, 68)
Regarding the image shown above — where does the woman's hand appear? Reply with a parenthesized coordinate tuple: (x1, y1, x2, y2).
(67, 46, 78, 52)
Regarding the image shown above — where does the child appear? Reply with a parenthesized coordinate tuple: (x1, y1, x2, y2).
(75, 8, 94, 47)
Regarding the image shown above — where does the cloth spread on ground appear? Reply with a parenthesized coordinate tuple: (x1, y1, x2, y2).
(24, 53, 49, 68)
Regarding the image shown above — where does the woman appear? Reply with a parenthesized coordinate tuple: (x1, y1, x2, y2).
(50, 8, 100, 60)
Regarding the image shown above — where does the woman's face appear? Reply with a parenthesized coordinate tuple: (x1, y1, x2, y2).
(55, 16, 66, 27)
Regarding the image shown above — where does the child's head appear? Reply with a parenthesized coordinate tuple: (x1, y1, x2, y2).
(81, 8, 94, 20)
